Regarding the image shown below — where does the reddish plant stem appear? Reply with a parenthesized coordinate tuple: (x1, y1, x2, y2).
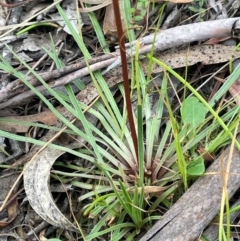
(111, 0, 139, 163)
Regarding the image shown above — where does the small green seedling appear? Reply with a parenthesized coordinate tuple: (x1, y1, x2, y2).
(187, 156, 205, 176)
(189, 0, 207, 14)
(128, 0, 149, 22)
(181, 96, 207, 176)
(181, 96, 206, 129)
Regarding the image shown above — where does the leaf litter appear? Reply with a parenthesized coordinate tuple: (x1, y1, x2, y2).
(0, 0, 240, 240)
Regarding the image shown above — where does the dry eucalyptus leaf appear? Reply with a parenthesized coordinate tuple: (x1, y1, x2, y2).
(24, 149, 65, 229)
(24, 143, 80, 232)
(103, 3, 116, 35)
(0, 196, 18, 227)
(0, 109, 59, 133)
(228, 82, 240, 105)
(204, 37, 229, 45)
(103, 2, 125, 38)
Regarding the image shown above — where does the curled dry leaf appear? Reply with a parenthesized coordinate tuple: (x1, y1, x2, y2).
(24, 149, 66, 229)
(24, 143, 80, 232)
(24, 143, 79, 232)
(0, 196, 18, 227)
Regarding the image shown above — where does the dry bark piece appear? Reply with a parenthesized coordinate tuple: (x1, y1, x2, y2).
(103, 44, 240, 83)
(142, 44, 240, 73)
(203, 198, 240, 241)
(140, 136, 240, 241)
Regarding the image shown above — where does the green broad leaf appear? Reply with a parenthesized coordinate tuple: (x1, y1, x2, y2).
(189, 6, 201, 13)
(181, 96, 206, 128)
(137, 1, 148, 10)
(187, 156, 205, 176)
(133, 15, 144, 22)
(140, 0, 149, 7)
(128, 8, 136, 14)
(137, 2, 143, 8)
(140, 10, 147, 17)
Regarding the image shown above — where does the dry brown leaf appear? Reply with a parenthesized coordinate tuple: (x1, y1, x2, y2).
(0, 196, 18, 227)
(103, 3, 125, 37)
(228, 82, 240, 105)
(0, 108, 62, 133)
(197, 146, 215, 162)
(103, 3, 116, 35)
(215, 76, 240, 105)
(127, 185, 176, 195)
(204, 37, 230, 45)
